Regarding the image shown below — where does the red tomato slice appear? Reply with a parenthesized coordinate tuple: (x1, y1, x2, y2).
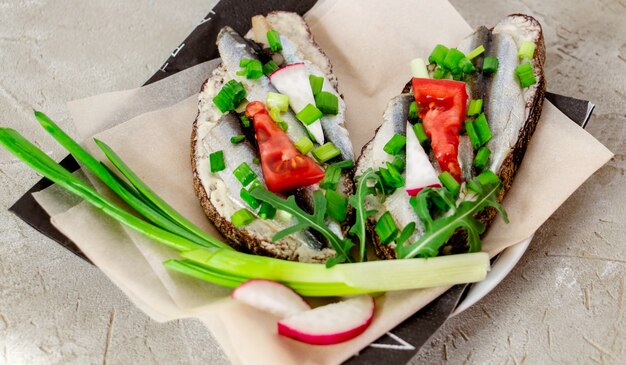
(245, 101, 324, 192)
(412, 78, 468, 182)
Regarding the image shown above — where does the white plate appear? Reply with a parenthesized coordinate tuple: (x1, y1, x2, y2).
(451, 235, 533, 316)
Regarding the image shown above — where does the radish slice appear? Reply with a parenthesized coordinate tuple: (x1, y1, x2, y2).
(232, 279, 311, 318)
(405, 121, 441, 196)
(269, 63, 324, 144)
(278, 295, 375, 345)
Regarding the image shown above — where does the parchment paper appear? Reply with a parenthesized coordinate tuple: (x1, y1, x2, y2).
(34, 0, 613, 364)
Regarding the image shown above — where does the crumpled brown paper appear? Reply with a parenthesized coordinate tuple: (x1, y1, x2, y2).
(33, 0, 612, 364)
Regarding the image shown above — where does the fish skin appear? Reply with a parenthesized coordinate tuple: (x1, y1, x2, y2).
(457, 26, 491, 101)
(456, 25, 494, 181)
(356, 94, 426, 249)
(202, 112, 326, 252)
(216, 27, 311, 145)
(482, 32, 527, 173)
(369, 94, 413, 170)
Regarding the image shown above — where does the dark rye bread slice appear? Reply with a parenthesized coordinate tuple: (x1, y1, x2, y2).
(362, 14, 546, 260)
(190, 13, 353, 262)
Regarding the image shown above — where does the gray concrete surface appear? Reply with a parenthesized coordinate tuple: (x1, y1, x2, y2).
(0, 0, 624, 364)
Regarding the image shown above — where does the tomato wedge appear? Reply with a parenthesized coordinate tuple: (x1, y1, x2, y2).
(245, 101, 324, 192)
(412, 78, 468, 182)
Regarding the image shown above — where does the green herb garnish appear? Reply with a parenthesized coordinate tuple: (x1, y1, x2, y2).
(249, 187, 354, 267)
(396, 173, 508, 259)
(349, 168, 384, 262)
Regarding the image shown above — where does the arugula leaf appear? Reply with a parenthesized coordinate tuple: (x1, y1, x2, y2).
(249, 187, 354, 267)
(396, 175, 508, 259)
(349, 168, 384, 262)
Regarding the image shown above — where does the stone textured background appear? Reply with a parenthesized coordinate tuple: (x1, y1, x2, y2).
(0, 0, 624, 364)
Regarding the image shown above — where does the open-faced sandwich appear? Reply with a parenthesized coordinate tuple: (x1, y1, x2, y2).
(192, 12, 355, 263)
(356, 14, 546, 259)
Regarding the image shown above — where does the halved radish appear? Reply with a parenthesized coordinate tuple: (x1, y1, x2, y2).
(232, 279, 310, 318)
(269, 62, 324, 144)
(405, 121, 441, 196)
(278, 295, 375, 345)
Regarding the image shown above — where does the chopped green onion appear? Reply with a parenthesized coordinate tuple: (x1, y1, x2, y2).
(325, 189, 348, 222)
(467, 99, 483, 116)
(252, 157, 260, 165)
(277, 121, 288, 131)
(466, 45, 485, 60)
(240, 114, 251, 128)
(312, 142, 341, 163)
(515, 62, 537, 88)
(465, 121, 481, 150)
(442, 48, 465, 74)
(386, 162, 404, 186)
(258, 202, 276, 220)
(296, 104, 323, 126)
(249, 179, 263, 190)
(383, 133, 407, 156)
(518, 41, 536, 59)
(433, 66, 449, 79)
(410, 58, 429, 78)
(230, 135, 245, 144)
(482, 56, 499, 74)
(473, 146, 491, 170)
(240, 188, 260, 209)
(209, 150, 225, 173)
(269, 107, 282, 122)
(477, 170, 500, 186)
(412, 123, 429, 146)
(270, 108, 288, 131)
(428, 44, 449, 65)
(452, 72, 464, 81)
(438, 171, 460, 197)
(408, 101, 420, 120)
(294, 136, 314, 155)
(266, 30, 282, 52)
(266, 92, 289, 112)
(459, 57, 476, 74)
(212, 80, 247, 113)
(474, 113, 492, 145)
(309, 75, 324, 96)
(237, 58, 263, 79)
(315, 91, 339, 115)
(320, 165, 341, 190)
(331, 159, 355, 170)
(391, 154, 406, 172)
(233, 162, 256, 186)
(375, 211, 398, 245)
(396, 222, 416, 246)
(239, 59, 253, 67)
(262, 61, 279, 76)
(379, 162, 404, 189)
(231, 208, 256, 227)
